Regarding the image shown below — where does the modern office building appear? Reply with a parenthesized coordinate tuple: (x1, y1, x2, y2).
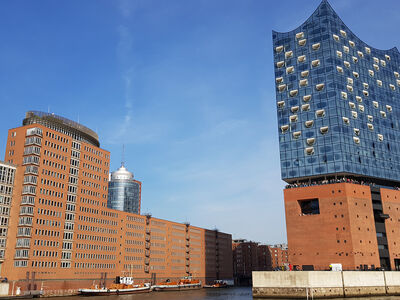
(274, 0, 400, 270)
(108, 164, 141, 214)
(1, 111, 232, 295)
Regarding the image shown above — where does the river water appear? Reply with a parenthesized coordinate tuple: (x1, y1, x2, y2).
(62, 288, 400, 300)
(68, 287, 253, 300)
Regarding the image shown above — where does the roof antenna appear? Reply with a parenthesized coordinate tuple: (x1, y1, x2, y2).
(122, 144, 125, 167)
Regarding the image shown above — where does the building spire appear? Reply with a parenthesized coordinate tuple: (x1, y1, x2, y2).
(121, 144, 125, 167)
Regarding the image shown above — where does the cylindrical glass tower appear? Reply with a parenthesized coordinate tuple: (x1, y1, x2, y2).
(107, 164, 141, 214)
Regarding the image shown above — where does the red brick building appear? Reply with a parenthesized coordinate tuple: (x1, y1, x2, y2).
(1, 111, 233, 295)
(269, 244, 289, 270)
(232, 239, 287, 285)
(285, 182, 400, 271)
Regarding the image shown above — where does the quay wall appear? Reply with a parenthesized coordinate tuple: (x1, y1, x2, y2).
(252, 271, 400, 298)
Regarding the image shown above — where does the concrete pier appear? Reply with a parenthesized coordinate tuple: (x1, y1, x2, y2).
(252, 271, 400, 298)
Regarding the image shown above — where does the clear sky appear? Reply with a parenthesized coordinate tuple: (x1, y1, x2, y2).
(1, 0, 400, 244)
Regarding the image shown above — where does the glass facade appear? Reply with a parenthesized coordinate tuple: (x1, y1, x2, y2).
(273, 0, 400, 184)
(107, 165, 141, 214)
(108, 180, 141, 214)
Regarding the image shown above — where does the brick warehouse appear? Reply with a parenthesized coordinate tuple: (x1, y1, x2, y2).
(1, 111, 232, 295)
(273, 0, 400, 271)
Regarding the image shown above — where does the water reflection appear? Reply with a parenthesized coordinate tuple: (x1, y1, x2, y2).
(54, 288, 400, 300)
(66, 287, 252, 300)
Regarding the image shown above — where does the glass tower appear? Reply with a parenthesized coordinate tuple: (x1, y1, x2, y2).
(273, 0, 400, 185)
(108, 164, 141, 214)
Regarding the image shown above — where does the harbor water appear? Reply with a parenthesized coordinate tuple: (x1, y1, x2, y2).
(56, 288, 400, 300)
(64, 287, 252, 300)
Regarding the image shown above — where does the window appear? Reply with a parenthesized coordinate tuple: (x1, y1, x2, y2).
(292, 131, 301, 139)
(305, 120, 314, 128)
(312, 43, 320, 50)
(298, 199, 320, 215)
(301, 104, 310, 111)
(305, 147, 314, 156)
(301, 70, 309, 78)
(280, 125, 289, 133)
(277, 101, 285, 108)
(312, 59, 320, 68)
(306, 138, 315, 146)
(275, 46, 283, 53)
(297, 55, 306, 63)
(285, 51, 293, 59)
(295, 32, 304, 39)
(320, 126, 329, 134)
(316, 109, 325, 118)
(315, 83, 324, 91)
(298, 39, 306, 46)
(333, 34, 339, 42)
(299, 79, 308, 87)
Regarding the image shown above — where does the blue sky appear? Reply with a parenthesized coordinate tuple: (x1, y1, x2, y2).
(1, 0, 400, 244)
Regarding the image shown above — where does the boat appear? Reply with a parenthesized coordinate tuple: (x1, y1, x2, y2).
(79, 276, 151, 296)
(203, 280, 228, 288)
(152, 276, 201, 291)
